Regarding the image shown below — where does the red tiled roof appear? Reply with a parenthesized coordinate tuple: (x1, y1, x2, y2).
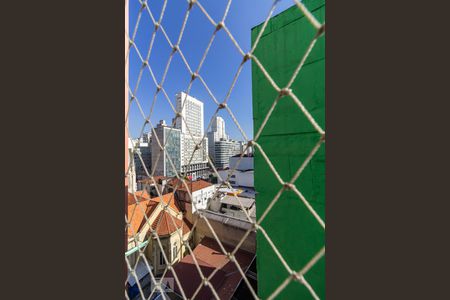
(170, 179, 212, 193)
(127, 190, 151, 205)
(150, 192, 181, 214)
(127, 192, 158, 238)
(151, 210, 183, 236)
(165, 237, 254, 300)
(151, 210, 192, 236)
(127, 191, 180, 238)
(166, 255, 227, 299)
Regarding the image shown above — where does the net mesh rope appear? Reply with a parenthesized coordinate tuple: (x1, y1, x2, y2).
(125, 0, 325, 299)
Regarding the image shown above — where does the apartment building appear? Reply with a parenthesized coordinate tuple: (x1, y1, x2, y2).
(168, 178, 215, 222)
(151, 120, 181, 177)
(133, 141, 151, 180)
(207, 116, 244, 169)
(175, 92, 209, 179)
(217, 154, 254, 188)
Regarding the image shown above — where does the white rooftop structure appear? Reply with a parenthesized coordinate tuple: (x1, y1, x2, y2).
(221, 195, 255, 209)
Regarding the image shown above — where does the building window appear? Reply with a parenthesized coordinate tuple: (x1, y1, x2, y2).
(172, 244, 178, 261)
(230, 205, 239, 211)
(159, 250, 166, 266)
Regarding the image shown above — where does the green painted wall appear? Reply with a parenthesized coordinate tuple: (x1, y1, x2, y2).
(251, 1, 325, 299)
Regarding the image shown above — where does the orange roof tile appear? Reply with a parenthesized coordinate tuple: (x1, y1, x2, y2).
(127, 192, 158, 238)
(151, 210, 183, 236)
(170, 179, 212, 193)
(151, 210, 193, 237)
(127, 190, 151, 205)
(150, 192, 181, 214)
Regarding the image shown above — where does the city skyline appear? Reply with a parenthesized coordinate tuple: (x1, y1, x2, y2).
(127, 0, 294, 140)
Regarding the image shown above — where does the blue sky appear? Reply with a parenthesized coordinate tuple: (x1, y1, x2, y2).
(128, 0, 294, 140)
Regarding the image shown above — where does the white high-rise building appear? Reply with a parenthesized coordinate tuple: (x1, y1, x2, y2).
(175, 92, 204, 136)
(211, 116, 227, 140)
(207, 116, 244, 169)
(175, 92, 209, 179)
(213, 139, 242, 169)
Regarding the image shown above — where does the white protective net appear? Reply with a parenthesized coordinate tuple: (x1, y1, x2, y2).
(125, 0, 325, 299)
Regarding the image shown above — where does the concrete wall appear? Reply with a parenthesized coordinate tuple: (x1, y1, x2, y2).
(234, 171, 254, 188)
(177, 185, 215, 215)
(217, 169, 254, 188)
(208, 194, 224, 212)
(193, 214, 256, 253)
(229, 156, 253, 171)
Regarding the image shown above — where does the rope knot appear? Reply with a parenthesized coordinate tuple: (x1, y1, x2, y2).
(216, 22, 224, 31)
(189, 0, 197, 9)
(316, 24, 325, 38)
(279, 88, 291, 96)
(283, 182, 294, 190)
(243, 53, 252, 62)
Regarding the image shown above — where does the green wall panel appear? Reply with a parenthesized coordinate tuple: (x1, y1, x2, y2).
(251, 1, 325, 299)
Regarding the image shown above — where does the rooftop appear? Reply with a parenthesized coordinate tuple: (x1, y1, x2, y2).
(170, 179, 212, 193)
(221, 195, 255, 209)
(127, 190, 151, 205)
(151, 192, 181, 215)
(216, 186, 243, 196)
(127, 192, 158, 238)
(127, 191, 180, 238)
(151, 210, 192, 236)
(165, 237, 254, 300)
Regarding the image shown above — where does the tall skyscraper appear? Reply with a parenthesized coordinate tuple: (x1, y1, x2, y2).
(175, 92, 209, 179)
(175, 92, 204, 136)
(151, 120, 181, 177)
(207, 116, 243, 169)
(211, 116, 227, 140)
